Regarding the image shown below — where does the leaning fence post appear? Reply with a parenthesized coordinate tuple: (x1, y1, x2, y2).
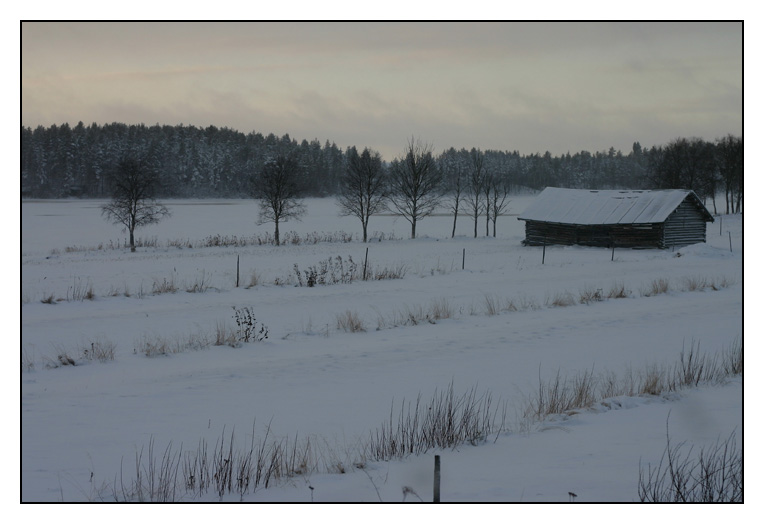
(542, 240, 546, 265)
(363, 247, 369, 281)
(729, 231, 732, 253)
(433, 455, 441, 503)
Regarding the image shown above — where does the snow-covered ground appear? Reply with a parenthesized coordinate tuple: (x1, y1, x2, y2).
(20, 196, 743, 504)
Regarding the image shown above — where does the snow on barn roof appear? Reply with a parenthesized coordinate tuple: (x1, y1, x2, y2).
(518, 187, 712, 225)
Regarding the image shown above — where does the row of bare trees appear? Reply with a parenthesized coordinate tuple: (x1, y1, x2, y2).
(102, 137, 520, 250)
(336, 139, 515, 242)
(441, 147, 512, 239)
(647, 135, 742, 215)
(261, 137, 449, 244)
(101, 134, 742, 250)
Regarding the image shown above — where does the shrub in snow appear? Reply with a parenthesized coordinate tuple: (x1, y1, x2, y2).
(232, 306, 269, 343)
(638, 428, 741, 502)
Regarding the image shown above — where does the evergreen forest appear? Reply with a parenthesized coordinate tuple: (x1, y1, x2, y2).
(21, 122, 742, 215)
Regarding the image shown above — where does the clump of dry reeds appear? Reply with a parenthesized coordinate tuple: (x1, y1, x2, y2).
(336, 310, 366, 333)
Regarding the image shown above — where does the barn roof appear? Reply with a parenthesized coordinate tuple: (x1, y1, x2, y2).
(518, 187, 714, 225)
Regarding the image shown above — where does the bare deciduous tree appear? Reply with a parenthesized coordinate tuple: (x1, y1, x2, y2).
(253, 153, 305, 246)
(482, 165, 494, 237)
(439, 147, 466, 238)
(463, 148, 485, 238)
(488, 173, 511, 237)
(337, 146, 388, 242)
(716, 134, 743, 214)
(101, 156, 170, 252)
(388, 138, 444, 239)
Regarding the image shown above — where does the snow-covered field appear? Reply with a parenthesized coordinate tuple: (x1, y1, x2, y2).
(21, 196, 743, 504)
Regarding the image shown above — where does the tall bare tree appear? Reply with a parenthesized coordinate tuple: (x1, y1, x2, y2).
(482, 166, 494, 237)
(716, 135, 743, 214)
(439, 147, 466, 238)
(101, 156, 170, 252)
(463, 148, 485, 238)
(488, 173, 511, 237)
(388, 138, 444, 239)
(253, 153, 305, 246)
(337, 146, 388, 242)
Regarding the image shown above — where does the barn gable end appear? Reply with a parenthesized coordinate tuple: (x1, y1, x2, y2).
(518, 188, 713, 249)
(661, 196, 713, 248)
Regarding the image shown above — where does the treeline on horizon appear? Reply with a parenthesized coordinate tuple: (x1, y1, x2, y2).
(21, 122, 743, 214)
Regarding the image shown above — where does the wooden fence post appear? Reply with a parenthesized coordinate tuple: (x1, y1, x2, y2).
(433, 455, 441, 503)
(462, 248, 465, 270)
(236, 255, 240, 288)
(363, 247, 369, 281)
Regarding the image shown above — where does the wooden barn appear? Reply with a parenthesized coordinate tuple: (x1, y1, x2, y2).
(518, 188, 714, 249)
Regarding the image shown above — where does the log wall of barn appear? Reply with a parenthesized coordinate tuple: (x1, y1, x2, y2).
(661, 199, 709, 247)
(523, 221, 664, 248)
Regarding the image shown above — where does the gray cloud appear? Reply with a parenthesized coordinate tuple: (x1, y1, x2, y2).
(22, 21, 742, 160)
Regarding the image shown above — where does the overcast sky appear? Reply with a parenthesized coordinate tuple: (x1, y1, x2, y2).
(21, 21, 742, 160)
